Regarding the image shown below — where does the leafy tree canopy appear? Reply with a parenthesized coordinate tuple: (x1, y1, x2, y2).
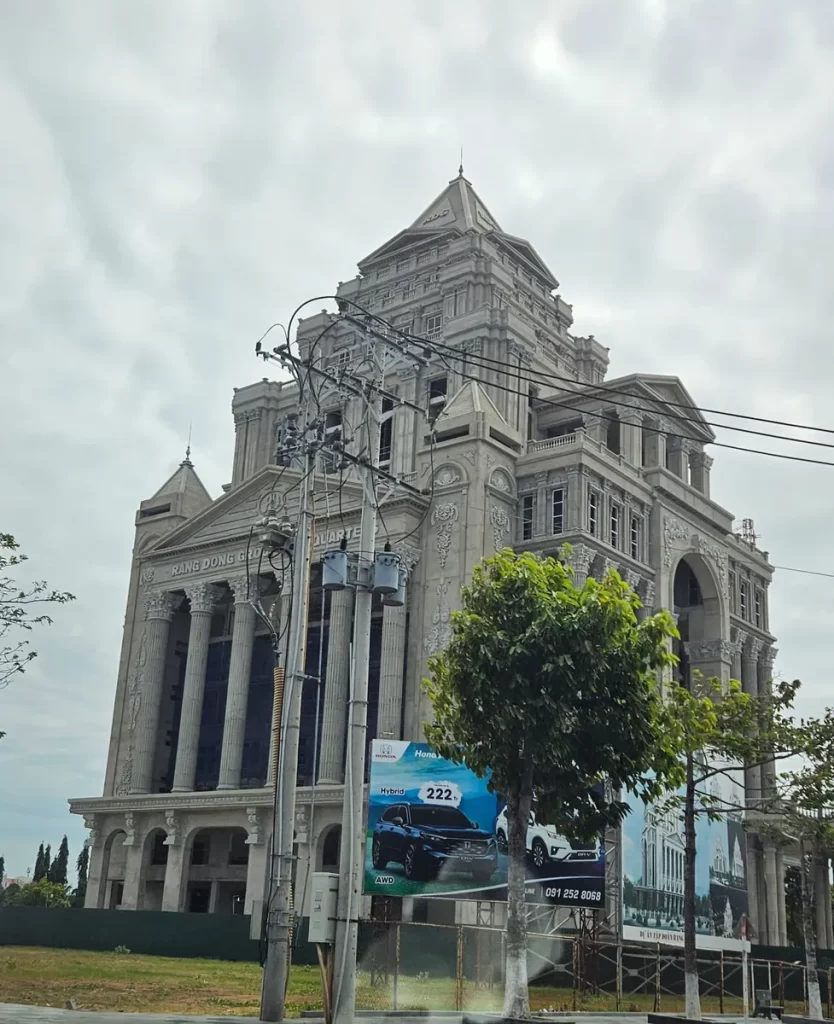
(4, 878, 71, 908)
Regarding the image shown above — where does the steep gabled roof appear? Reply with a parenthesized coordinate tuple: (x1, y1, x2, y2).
(440, 378, 508, 425)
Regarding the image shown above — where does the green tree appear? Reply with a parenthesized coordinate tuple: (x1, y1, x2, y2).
(0, 882, 20, 905)
(656, 674, 804, 1019)
(73, 845, 89, 908)
(33, 842, 46, 882)
(43, 844, 51, 883)
(5, 877, 71, 908)
(424, 549, 685, 1019)
(49, 835, 69, 885)
(762, 708, 834, 1019)
(0, 532, 75, 736)
(0, 855, 4, 887)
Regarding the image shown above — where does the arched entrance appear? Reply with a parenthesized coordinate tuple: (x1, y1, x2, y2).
(672, 553, 725, 688)
(181, 826, 249, 914)
(99, 830, 127, 909)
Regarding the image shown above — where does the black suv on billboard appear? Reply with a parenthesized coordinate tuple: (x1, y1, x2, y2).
(372, 802, 498, 882)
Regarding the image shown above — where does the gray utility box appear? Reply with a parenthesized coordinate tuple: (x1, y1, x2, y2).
(308, 872, 339, 945)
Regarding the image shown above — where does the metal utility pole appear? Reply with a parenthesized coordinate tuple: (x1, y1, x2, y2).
(261, 440, 315, 1022)
(332, 349, 383, 1024)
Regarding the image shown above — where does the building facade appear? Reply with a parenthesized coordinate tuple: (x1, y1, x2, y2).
(70, 172, 803, 946)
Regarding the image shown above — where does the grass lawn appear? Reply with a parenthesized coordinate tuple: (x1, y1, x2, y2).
(0, 946, 819, 1016)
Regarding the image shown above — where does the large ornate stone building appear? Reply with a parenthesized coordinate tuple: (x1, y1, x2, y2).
(70, 172, 798, 946)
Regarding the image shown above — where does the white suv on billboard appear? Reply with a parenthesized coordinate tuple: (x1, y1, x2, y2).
(495, 806, 599, 869)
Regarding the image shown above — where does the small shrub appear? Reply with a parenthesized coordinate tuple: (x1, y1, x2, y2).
(415, 971, 429, 984)
(114, 945, 131, 955)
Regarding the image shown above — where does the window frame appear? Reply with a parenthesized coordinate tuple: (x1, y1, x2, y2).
(629, 513, 641, 561)
(610, 503, 622, 549)
(587, 488, 599, 537)
(552, 487, 565, 535)
(521, 494, 534, 541)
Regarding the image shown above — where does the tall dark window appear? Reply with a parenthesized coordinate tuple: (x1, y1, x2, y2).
(521, 495, 534, 541)
(588, 490, 598, 536)
(552, 488, 565, 534)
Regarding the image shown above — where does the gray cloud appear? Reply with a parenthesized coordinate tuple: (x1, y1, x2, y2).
(2, 0, 834, 875)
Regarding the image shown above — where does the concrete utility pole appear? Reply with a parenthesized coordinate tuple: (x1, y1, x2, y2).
(260, 441, 315, 1021)
(332, 350, 383, 1024)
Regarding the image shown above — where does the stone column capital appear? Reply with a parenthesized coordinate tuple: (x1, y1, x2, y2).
(185, 581, 223, 616)
(163, 811, 183, 847)
(760, 645, 778, 668)
(623, 569, 641, 591)
(83, 814, 102, 848)
(690, 450, 714, 470)
(734, 628, 749, 653)
(144, 591, 178, 622)
(228, 575, 259, 605)
(746, 636, 764, 660)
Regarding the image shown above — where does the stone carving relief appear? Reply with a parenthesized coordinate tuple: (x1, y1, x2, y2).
(124, 812, 137, 847)
(662, 515, 690, 568)
(489, 468, 514, 494)
(116, 628, 149, 796)
(491, 506, 510, 550)
(567, 544, 595, 577)
(424, 577, 452, 656)
(433, 464, 463, 488)
(83, 815, 101, 848)
(431, 503, 459, 571)
(685, 639, 735, 662)
(228, 574, 258, 604)
(140, 567, 155, 586)
(144, 590, 177, 621)
(246, 808, 264, 845)
(394, 543, 421, 574)
(761, 646, 778, 668)
(164, 811, 182, 847)
(186, 581, 222, 616)
(623, 569, 641, 591)
(696, 536, 729, 598)
(641, 580, 656, 609)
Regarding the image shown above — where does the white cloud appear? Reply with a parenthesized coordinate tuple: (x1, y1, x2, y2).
(2, 0, 834, 875)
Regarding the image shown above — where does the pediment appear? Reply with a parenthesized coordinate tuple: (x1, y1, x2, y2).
(606, 374, 715, 441)
(495, 233, 559, 289)
(146, 464, 364, 559)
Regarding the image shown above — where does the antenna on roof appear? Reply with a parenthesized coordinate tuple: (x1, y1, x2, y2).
(458, 147, 464, 178)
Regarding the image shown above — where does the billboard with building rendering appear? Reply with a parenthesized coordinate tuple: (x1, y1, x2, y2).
(364, 739, 605, 909)
(621, 756, 749, 951)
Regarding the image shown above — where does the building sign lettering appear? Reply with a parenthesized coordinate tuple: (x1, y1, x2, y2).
(171, 550, 250, 578)
(422, 207, 450, 225)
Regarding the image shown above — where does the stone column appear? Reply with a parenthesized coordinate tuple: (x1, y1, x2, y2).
(566, 543, 594, 588)
(534, 471, 548, 537)
(377, 601, 408, 740)
(217, 575, 258, 791)
(620, 411, 642, 468)
(82, 817, 104, 909)
(746, 838, 763, 944)
(119, 815, 143, 910)
(130, 591, 178, 795)
(666, 439, 688, 480)
(740, 634, 762, 807)
(764, 840, 780, 945)
(392, 374, 418, 477)
(161, 813, 186, 912)
(637, 580, 655, 622)
(759, 647, 778, 800)
(643, 420, 666, 468)
(244, 809, 267, 917)
(318, 586, 355, 783)
(172, 582, 221, 792)
(690, 451, 713, 497)
(776, 847, 787, 946)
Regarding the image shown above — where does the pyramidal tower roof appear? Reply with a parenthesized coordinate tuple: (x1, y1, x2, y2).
(148, 451, 213, 516)
(359, 168, 503, 267)
(358, 168, 558, 287)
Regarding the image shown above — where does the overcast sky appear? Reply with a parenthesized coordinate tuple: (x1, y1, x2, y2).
(3, 0, 834, 879)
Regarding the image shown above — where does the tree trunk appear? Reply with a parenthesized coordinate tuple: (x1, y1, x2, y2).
(684, 753, 701, 1019)
(503, 766, 534, 1019)
(801, 840, 823, 1019)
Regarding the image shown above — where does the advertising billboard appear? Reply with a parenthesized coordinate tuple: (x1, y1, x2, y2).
(364, 739, 605, 909)
(621, 757, 749, 950)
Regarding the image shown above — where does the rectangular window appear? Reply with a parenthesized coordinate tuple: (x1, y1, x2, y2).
(228, 832, 249, 866)
(425, 312, 443, 339)
(397, 257, 411, 272)
(610, 504, 621, 549)
(379, 397, 394, 465)
(552, 488, 565, 535)
(740, 580, 749, 620)
(521, 495, 534, 541)
(417, 250, 430, 265)
(452, 287, 466, 316)
(322, 410, 343, 473)
(588, 490, 598, 537)
(191, 837, 209, 866)
(754, 588, 763, 628)
(729, 571, 738, 614)
(630, 515, 641, 561)
(428, 376, 447, 418)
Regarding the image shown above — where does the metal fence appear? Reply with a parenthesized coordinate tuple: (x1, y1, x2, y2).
(352, 919, 834, 1015)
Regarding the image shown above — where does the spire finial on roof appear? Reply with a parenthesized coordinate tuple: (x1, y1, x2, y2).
(458, 147, 464, 178)
(181, 422, 193, 467)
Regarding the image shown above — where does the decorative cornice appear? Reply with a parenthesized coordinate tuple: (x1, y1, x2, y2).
(69, 785, 355, 817)
(684, 639, 735, 663)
